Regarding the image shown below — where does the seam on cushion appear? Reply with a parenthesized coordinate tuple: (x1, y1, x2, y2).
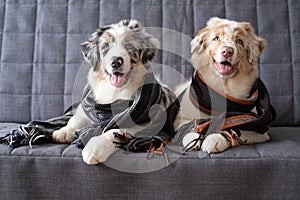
(255, 0, 261, 68)
(0, 1, 6, 75)
(1, 61, 80, 64)
(98, 0, 101, 27)
(64, 0, 69, 111)
(161, 0, 163, 79)
(287, 0, 295, 124)
(224, 0, 226, 18)
(255, 0, 258, 35)
(130, 0, 132, 23)
(160, 0, 164, 82)
(2, 155, 300, 161)
(192, 0, 195, 39)
(253, 144, 264, 158)
(3, 31, 68, 34)
(0, 155, 82, 159)
(155, 0, 163, 81)
(31, 0, 38, 121)
(179, 157, 300, 161)
(181, 0, 193, 77)
(254, 0, 260, 33)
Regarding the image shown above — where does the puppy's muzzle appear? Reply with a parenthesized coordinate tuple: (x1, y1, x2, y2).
(111, 56, 124, 69)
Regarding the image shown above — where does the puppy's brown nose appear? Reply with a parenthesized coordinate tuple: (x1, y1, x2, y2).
(221, 46, 234, 58)
(111, 56, 124, 69)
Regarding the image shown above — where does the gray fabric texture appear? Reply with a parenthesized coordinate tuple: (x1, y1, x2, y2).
(1, 126, 299, 200)
(0, 1, 300, 200)
(0, 0, 299, 125)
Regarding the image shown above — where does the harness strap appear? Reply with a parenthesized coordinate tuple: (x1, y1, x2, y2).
(176, 72, 276, 152)
(189, 71, 259, 115)
(220, 130, 247, 147)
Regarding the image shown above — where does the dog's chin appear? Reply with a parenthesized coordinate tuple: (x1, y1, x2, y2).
(105, 70, 131, 88)
(214, 60, 237, 78)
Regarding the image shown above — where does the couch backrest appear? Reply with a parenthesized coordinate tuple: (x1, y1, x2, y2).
(0, 0, 299, 126)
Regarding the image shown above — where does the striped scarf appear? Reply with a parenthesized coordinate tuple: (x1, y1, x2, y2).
(1, 72, 180, 153)
(175, 71, 276, 149)
(75, 72, 180, 152)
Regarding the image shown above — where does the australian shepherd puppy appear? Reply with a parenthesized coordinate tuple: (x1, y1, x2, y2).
(175, 17, 272, 153)
(53, 20, 161, 164)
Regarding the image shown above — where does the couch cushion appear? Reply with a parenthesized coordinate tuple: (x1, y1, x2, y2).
(0, 0, 299, 126)
(1, 125, 299, 199)
(1, 125, 299, 158)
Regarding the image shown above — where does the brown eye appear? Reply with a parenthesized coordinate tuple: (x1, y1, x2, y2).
(101, 42, 110, 50)
(213, 36, 220, 41)
(236, 39, 243, 45)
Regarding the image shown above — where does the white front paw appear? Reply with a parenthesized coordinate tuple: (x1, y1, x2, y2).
(182, 132, 202, 150)
(201, 133, 230, 153)
(82, 129, 119, 165)
(82, 147, 99, 165)
(53, 126, 76, 143)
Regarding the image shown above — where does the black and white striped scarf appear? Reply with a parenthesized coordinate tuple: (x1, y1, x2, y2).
(1, 72, 180, 153)
(75, 72, 179, 151)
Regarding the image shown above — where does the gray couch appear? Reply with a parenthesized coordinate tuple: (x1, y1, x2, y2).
(1, 0, 299, 199)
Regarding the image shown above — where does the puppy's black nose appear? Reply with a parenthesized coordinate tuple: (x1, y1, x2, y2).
(111, 56, 124, 69)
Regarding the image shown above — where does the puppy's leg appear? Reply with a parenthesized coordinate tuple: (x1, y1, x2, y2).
(82, 129, 120, 165)
(53, 104, 91, 143)
(239, 130, 270, 144)
(182, 132, 202, 150)
(201, 133, 230, 153)
(201, 130, 270, 153)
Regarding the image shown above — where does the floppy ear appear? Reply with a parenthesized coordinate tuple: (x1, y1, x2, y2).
(242, 22, 267, 64)
(142, 48, 157, 64)
(122, 19, 144, 31)
(247, 37, 266, 64)
(141, 37, 160, 65)
(81, 26, 110, 71)
(132, 21, 160, 64)
(191, 27, 209, 54)
(120, 19, 158, 64)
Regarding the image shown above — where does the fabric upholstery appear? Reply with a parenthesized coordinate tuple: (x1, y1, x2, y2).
(1, 125, 299, 199)
(0, 0, 299, 125)
(0, 1, 300, 200)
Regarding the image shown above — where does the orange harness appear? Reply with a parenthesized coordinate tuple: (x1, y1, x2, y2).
(176, 71, 276, 151)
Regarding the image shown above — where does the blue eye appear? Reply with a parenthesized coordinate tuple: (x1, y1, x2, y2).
(125, 43, 136, 52)
(101, 42, 110, 50)
(213, 36, 220, 41)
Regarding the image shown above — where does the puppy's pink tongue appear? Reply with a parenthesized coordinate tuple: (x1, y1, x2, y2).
(110, 73, 127, 87)
(215, 62, 234, 75)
